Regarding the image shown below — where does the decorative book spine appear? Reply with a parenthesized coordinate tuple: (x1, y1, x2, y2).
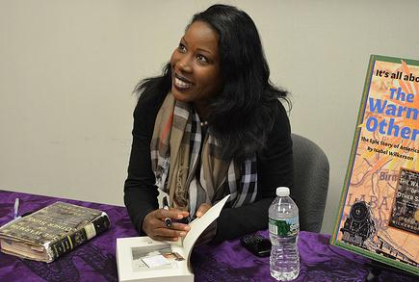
(49, 214, 111, 260)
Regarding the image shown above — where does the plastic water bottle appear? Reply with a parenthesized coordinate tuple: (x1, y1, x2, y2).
(269, 187, 300, 281)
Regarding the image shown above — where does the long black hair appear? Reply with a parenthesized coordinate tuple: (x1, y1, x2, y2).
(135, 4, 290, 159)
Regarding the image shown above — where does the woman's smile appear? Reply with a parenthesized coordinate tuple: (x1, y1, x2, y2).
(173, 73, 193, 90)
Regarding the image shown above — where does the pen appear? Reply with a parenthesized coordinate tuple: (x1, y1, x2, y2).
(162, 196, 172, 228)
(14, 198, 19, 219)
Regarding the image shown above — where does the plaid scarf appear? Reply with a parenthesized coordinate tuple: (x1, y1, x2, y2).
(150, 93, 258, 219)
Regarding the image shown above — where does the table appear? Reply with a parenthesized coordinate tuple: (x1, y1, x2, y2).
(0, 190, 416, 281)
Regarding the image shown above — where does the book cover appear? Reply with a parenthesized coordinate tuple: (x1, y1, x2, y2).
(331, 55, 419, 276)
(0, 201, 111, 262)
(116, 194, 230, 282)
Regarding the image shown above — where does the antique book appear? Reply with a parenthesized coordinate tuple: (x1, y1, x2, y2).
(331, 55, 419, 276)
(0, 201, 111, 263)
(116, 195, 230, 282)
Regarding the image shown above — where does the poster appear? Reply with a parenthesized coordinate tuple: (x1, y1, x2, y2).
(331, 55, 419, 276)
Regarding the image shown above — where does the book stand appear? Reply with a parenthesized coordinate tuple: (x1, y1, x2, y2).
(364, 260, 417, 282)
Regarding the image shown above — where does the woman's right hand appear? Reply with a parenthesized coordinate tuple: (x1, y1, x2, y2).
(142, 208, 190, 241)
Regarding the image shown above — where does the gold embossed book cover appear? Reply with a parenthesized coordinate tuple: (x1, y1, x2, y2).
(0, 201, 110, 262)
(331, 55, 419, 276)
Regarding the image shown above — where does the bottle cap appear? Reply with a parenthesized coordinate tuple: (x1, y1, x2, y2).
(276, 187, 290, 197)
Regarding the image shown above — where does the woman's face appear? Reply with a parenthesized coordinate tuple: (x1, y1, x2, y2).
(170, 21, 222, 112)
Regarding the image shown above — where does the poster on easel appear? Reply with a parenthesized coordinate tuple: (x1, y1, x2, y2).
(331, 54, 419, 276)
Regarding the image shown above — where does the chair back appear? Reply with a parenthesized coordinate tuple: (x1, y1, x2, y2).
(291, 134, 329, 233)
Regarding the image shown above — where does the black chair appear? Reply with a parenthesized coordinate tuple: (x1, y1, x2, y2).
(291, 134, 330, 233)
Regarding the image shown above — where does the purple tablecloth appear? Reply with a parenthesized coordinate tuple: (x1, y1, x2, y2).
(0, 190, 416, 281)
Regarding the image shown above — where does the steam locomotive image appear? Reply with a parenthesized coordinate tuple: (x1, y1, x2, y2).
(340, 200, 418, 267)
(340, 201, 376, 247)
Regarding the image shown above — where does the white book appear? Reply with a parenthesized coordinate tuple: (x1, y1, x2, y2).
(116, 195, 230, 282)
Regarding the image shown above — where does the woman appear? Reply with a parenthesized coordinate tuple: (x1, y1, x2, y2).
(124, 4, 293, 244)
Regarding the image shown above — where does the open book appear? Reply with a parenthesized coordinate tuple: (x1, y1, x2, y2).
(116, 195, 230, 282)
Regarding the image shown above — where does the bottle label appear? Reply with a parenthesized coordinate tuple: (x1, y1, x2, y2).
(269, 217, 299, 237)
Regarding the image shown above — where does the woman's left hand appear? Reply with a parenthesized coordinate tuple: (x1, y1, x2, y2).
(195, 203, 212, 218)
(195, 203, 217, 245)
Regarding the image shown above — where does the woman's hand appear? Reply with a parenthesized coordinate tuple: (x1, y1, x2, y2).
(142, 208, 190, 241)
(195, 203, 212, 218)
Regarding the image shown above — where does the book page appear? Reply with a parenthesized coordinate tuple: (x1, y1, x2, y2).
(1, 239, 48, 261)
(182, 195, 230, 261)
(131, 245, 183, 272)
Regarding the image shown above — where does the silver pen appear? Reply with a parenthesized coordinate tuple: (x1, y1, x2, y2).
(14, 198, 19, 219)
